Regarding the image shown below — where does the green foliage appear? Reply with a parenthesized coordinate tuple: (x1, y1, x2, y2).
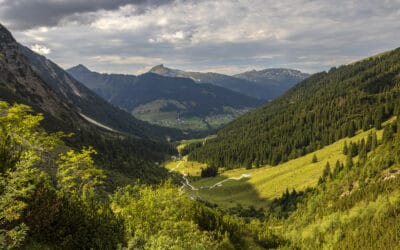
(311, 154, 318, 163)
(69, 128, 175, 187)
(180, 141, 203, 156)
(57, 147, 105, 198)
(201, 165, 218, 177)
(0, 102, 60, 248)
(0, 101, 123, 249)
(342, 141, 348, 155)
(273, 120, 400, 249)
(111, 182, 220, 249)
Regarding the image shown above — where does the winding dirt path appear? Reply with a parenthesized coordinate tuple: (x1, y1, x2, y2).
(180, 171, 251, 191)
(170, 160, 251, 195)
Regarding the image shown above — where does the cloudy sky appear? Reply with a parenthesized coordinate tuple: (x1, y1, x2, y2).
(0, 0, 399, 75)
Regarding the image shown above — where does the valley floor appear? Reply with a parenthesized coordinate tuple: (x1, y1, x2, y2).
(166, 125, 386, 208)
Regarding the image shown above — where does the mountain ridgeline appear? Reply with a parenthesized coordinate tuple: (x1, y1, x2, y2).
(67, 65, 263, 131)
(189, 48, 400, 169)
(149, 64, 309, 100)
(20, 47, 183, 141)
(0, 23, 179, 184)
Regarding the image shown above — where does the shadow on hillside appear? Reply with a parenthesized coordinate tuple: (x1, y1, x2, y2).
(189, 174, 272, 212)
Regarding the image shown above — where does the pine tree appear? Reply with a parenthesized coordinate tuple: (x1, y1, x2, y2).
(312, 154, 318, 163)
(359, 138, 367, 164)
(345, 154, 354, 170)
(333, 160, 342, 176)
(321, 162, 332, 182)
(343, 141, 348, 155)
(371, 132, 378, 150)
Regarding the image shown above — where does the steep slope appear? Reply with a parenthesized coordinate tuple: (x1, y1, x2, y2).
(67, 65, 263, 131)
(189, 48, 400, 168)
(0, 23, 176, 184)
(20, 47, 183, 141)
(0, 24, 85, 133)
(149, 64, 307, 100)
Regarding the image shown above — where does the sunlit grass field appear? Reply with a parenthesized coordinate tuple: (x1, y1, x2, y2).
(165, 156, 207, 176)
(167, 125, 386, 208)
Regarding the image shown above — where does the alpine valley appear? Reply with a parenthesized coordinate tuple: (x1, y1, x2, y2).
(67, 65, 264, 131)
(1, 3, 400, 249)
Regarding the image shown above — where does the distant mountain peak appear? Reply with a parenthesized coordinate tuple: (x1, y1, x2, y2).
(149, 64, 183, 77)
(68, 64, 91, 73)
(149, 64, 168, 72)
(151, 64, 165, 69)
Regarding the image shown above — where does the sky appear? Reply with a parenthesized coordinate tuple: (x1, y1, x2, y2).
(0, 0, 399, 75)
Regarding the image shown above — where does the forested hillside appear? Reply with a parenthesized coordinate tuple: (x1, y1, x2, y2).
(271, 118, 400, 249)
(190, 48, 400, 169)
(67, 65, 262, 131)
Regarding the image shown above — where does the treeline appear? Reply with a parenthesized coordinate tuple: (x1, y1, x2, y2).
(68, 129, 176, 187)
(180, 141, 203, 156)
(189, 48, 400, 169)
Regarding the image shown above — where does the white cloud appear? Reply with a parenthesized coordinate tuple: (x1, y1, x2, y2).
(30, 44, 51, 55)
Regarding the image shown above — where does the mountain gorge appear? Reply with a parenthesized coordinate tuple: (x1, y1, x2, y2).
(149, 64, 309, 100)
(67, 65, 263, 131)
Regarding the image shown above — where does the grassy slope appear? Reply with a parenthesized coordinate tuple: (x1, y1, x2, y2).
(165, 156, 207, 177)
(166, 124, 389, 208)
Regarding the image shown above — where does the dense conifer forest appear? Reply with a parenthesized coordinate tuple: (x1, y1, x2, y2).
(189, 48, 400, 169)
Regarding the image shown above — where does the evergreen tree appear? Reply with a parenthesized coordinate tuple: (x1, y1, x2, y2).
(333, 160, 342, 176)
(343, 141, 349, 155)
(322, 162, 332, 181)
(345, 154, 354, 170)
(312, 154, 318, 163)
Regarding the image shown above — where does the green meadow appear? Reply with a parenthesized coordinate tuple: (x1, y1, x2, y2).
(167, 126, 385, 208)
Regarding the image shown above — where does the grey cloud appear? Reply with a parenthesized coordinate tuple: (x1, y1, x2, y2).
(0, 0, 175, 30)
(6, 0, 400, 75)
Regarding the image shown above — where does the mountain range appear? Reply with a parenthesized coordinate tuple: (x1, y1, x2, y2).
(0, 23, 179, 183)
(67, 65, 263, 131)
(149, 64, 309, 100)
